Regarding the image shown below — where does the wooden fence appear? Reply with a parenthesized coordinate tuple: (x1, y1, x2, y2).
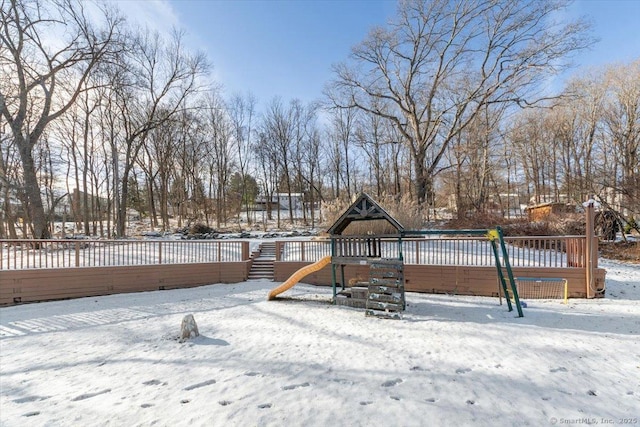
(1, 230, 606, 305)
(1, 239, 251, 305)
(274, 235, 605, 299)
(276, 236, 591, 268)
(1, 239, 249, 269)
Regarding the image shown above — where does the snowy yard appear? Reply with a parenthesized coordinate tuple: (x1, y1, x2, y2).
(0, 259, 638, 426)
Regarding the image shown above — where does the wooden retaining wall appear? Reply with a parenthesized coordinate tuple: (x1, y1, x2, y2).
(0, 262, 251, 305)
(274, 262, 606, 299)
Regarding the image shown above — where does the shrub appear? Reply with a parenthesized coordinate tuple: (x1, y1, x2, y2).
(189, 223, 215, 235)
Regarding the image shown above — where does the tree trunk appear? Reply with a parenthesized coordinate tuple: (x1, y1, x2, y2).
(16, 135, 50, 238)
(413, 150, 429, 206)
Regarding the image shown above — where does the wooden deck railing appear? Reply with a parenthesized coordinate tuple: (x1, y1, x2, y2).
(277, 236, 590, 269)
(1, 235, 591, 270)
(276, 240, 332, 262)
(0, 239, 250, 270)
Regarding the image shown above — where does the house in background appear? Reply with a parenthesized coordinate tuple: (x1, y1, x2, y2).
(254, 193, 304, 211)
(526, 202, 576, 222)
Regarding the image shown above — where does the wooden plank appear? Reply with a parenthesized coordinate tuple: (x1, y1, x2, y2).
(368, 284, 402, 293)
(0, 262, 250, 306)
(369, 277, 403, 286)
(368, 292, 403, 303)
(370, 265, 403, 270)
(351, 287, 369, 299)
(335, 297, 367, 308)
(370, 271, 402, 279)
(366, 300, 404, 311)
(365, 309, 402, 319)
(372, 258, 403, 264)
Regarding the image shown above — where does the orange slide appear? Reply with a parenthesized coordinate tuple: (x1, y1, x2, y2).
(267, 256, 332, 300)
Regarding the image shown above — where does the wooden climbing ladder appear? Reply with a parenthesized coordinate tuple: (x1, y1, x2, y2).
(366, 259, 405, 319)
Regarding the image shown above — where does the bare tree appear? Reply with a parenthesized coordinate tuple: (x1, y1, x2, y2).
(0, 124, 21, 238)
(203, 92, 234, 227)
(254, 131, 279, 225)
(551, 75, 606, 204)
(327, 105, 358, 201)
(510, 110, 557, 205)
(447, 104, 505, 217)
(261, 97, 297, 224)
(303, 124, 323, 226)
(138, 115, 179, 230)
(353, 100, 401, 198)
(328, 0, 592, 207)
(106, 29, 209, 236)
(227, 93, 257, 224)
(0, 0, 122, 238)
(601, 59, 640, 217)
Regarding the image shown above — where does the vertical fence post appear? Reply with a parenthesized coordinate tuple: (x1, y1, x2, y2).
(75, 242, 80, 267)
(158, 241, 162, 265)
(242, 241, 249, 261)
(584, 200, 596, 298)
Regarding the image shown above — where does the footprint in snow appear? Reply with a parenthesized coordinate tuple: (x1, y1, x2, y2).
(455, 368, 472, 374)
(23, 411, 40, 417)
(14, 395, 50, 404)
(218, 400, 232, 406)
(183, 379, 216, 391)
(142, 379, 163, 386)
(550, 367, 568, 373)
(71, 389, 111, 401)
(425, 397, 438, 403)
(381, 378, 403, 387)
(258, 403, 272, 409)
(390, 396, 401, 401)
(466, 399, 475, 405)
(141, 403, 154, 408)
(282, 382, 310, 390)
(359, 401, 373, 406)
(244, 371, 261, 377)
(330, 378, 354, 385)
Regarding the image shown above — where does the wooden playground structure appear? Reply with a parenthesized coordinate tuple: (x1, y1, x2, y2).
(270, 193, 529, 318)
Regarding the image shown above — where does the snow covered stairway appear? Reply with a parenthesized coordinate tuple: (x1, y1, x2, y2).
(248, 242, 276, 280)
(366, 259, 405, 319)
(259, 241, 277, 258)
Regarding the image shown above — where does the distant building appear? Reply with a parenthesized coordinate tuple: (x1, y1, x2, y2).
(526, 202, 576, 221)
(254, 193, 304, 211)
(67, 188, 109, 220)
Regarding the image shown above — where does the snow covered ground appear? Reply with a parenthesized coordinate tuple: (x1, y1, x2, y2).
(0, 258, 638, 426)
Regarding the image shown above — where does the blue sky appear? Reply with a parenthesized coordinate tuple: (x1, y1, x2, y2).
(119, 0, 640, 107)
